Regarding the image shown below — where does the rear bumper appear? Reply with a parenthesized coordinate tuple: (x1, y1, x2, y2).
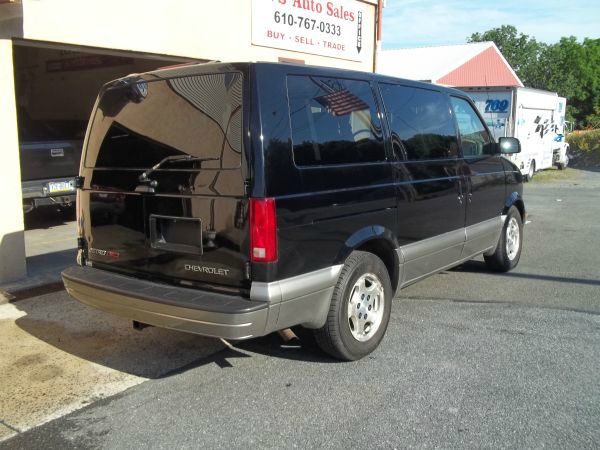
(31, 195, 76, 208)
(62, 263, 342, 340)
(22, 178, 76, 211)
(62, 266, 270, 340)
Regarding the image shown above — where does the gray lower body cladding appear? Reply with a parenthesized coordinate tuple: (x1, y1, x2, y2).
(396, 217, 503, 288)
(62, 265, 342, 340)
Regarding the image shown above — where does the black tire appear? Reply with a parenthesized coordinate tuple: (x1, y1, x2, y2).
(484, 206, 523, 272)
(525, 160, 535, 182)
(313, 251, 392, 361)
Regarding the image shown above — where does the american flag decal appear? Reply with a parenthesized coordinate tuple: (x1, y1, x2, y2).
(315, 89, 369, 117)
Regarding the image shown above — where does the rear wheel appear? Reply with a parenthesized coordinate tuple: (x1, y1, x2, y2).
(484, 206, 523, 272)
(314, 251, 392, 361)
(525, 160, 536, 182)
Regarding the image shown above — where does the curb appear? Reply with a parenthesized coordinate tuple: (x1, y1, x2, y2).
(0, 281, 65, 304)
(0, 289, 15, 305)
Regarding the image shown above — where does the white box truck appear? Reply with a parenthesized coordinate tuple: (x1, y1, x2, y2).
(462, 86, 570, 181)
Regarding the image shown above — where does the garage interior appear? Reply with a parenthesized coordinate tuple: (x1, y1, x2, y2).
(12, 39, 197, 279)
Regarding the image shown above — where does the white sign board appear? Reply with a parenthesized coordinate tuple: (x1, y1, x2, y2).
(251, 0, 370, 62)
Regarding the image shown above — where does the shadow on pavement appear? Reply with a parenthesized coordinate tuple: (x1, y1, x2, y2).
(12, 293, 226, 379)
(454, 260, 600, 287)
(11, 291, 334, 382)
(24, 207, 75, 231)
(1, 249, 76, 295)
(232, 329, 341, 364)
(26, 249, 76, 278)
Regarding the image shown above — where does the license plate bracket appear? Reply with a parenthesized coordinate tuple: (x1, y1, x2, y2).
(149, 215, 203, 255)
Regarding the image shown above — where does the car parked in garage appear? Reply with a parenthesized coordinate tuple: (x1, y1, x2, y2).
(18, 112, 84, 214)
(62, 62, 526, 361)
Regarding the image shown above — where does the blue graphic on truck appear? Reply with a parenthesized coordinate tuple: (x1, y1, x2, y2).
(484, 99, 510, 113)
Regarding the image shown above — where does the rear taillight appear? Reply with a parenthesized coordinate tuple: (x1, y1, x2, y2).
(249, 198, 278, 263)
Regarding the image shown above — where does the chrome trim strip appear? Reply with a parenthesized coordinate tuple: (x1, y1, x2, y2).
(250, 265, 343, 304)
(277, 177, 461, 201)
(465, 170, 507, 177)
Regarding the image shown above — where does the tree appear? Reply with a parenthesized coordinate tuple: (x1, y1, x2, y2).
(469, 27, 600, 128)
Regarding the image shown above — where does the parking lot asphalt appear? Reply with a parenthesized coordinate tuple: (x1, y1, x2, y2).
(0, 294, 225, 441)
(1, 168, 599, 449)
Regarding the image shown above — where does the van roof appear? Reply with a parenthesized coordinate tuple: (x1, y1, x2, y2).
(103, 61, 468, 98)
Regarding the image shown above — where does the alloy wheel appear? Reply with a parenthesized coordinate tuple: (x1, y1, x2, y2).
(347, 273, 385, 342)
(506, 217, 520, 260)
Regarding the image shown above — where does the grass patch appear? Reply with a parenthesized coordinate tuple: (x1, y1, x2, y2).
(530, 167, 580, 183)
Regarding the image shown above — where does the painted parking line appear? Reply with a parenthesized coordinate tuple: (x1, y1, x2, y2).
(0, 292, 224, 441)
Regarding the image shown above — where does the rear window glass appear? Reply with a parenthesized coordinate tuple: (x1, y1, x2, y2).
(287, 75, 385, 167)
(380, 83, 458, 160)
(85, 73, 243, 170)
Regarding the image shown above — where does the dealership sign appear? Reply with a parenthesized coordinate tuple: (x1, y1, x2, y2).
(252, 0, 370, 62)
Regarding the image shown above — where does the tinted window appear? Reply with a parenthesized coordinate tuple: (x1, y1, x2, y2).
(450, 97, 495, 156)
(86, 73, 243, 169)
(380, 84, 458, 160)
(287, 76, 385, 166)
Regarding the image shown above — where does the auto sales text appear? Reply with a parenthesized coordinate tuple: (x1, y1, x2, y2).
(274, 0, 355, 21)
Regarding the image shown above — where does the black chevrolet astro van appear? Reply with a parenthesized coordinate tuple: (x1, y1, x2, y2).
(62, 62, 525, 360)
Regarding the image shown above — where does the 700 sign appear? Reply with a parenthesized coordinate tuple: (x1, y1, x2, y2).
(485, 99, 509, 113)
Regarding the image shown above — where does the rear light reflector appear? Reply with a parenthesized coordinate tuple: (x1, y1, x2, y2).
(250, 198, 277, 262)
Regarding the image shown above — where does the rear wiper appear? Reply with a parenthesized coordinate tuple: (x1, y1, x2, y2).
(138, 155, 219, 182)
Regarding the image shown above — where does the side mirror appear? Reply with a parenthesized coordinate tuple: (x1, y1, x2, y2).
(499, 137, 521, 154)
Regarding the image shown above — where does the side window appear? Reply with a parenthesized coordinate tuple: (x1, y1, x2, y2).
(379, 83, 458, 160)
(450, 97, 495, 156)
(287, 75, 385, 166)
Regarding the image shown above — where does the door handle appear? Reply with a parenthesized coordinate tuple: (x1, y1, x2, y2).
(457, 178, 464, 205)
(466, 177, 473, 203)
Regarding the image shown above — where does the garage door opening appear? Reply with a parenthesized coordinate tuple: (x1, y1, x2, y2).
(12, 40, 200, 279)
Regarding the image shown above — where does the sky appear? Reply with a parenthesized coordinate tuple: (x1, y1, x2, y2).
(382, 0, 600, 49)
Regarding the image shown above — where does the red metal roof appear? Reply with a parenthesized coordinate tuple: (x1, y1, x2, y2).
(437, 46, 522, 87)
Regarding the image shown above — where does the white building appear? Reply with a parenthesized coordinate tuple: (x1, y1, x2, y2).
(0, 0, 382, 283)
